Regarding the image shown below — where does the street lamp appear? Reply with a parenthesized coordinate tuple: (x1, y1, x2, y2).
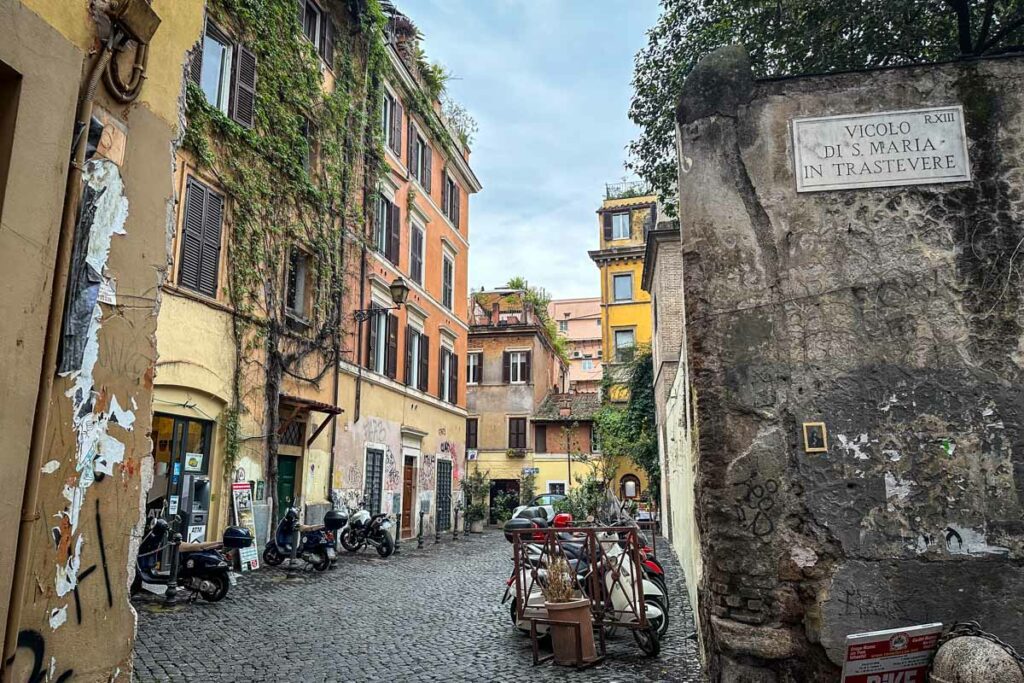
(353, 277, 409, 321)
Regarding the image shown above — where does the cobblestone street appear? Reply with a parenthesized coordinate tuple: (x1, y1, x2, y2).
(133, 532, 702, 682)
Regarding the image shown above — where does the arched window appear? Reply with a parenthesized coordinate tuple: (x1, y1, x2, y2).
(620, 474, 641, 500)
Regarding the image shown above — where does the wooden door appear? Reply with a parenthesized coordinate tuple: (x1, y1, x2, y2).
(401, 456, 416, 539)
(276, 455, 298, 518)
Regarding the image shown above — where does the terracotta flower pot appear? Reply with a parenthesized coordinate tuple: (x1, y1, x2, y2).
(544, 598, 597, 665)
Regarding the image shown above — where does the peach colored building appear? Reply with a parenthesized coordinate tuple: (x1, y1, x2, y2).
(549, 297, 603, 393)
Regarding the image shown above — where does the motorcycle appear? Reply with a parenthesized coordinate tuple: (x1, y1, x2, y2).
(261, 507, 346, 571)
(339, 502, 395, 558)
(132, 515, 252, 602)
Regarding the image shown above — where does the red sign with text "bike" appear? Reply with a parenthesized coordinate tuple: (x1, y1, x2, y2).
(841, 623, 943, 683)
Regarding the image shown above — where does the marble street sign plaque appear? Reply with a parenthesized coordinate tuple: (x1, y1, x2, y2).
(792, 106, 971, 192)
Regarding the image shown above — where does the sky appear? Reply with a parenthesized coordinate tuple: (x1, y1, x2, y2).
(404, 0, 662, 300)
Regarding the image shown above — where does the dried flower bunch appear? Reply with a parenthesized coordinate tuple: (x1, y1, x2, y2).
(543, 556, 575, 603)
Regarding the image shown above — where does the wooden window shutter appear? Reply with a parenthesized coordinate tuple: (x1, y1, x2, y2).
(230, 44, 257, 129)
(385, 313, 398, 379)
(438, 348, 448, 398)
(502, 351, 511, 383)
(408, 121, 417, 173)
(422, 143, 432, 193)
(189, 37, 203, 87)
(199, 189, 224, 297)
(319, 15, 334, 66)
(404, 326, 414, 385)
(453, 183, 460, 227)
(441, 172, 449, 217)
(524, 351, 532, 383)
(449, 353, 458, 404)
(366, 307, 378, 369)
(602, 211, 613, 241)
(387, 199, 400, 265)
(391, 100, 403, 155)
(418, 334, 429, 392)
(179, 178, 206, 293)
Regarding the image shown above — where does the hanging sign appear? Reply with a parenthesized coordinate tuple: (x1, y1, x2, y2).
(841, 623, 943, 683)
(231, 482, 260, 571)
(793, 106, 970, 192)
(187, 525, 206, 543)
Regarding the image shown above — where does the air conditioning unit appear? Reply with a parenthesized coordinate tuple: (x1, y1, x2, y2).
(572, 351, 582, 358)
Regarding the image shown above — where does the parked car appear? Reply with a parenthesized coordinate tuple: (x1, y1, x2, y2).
(511, 493, 566, 521)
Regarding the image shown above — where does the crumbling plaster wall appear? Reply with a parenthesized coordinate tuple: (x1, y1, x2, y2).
(675, 47, 1024, 681)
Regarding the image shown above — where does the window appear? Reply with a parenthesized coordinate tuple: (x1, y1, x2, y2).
(613, 273, 633, 302)
(591, 423, 600, 452)
(582, 359, 594, 371)
(558, 320, 568, 332)
(467, 352, 481, 385)
(179, 177, 224, 298)
(439, 346, 458, 404)
(611, 212, 630, 240)
(366, 307, 398, 378)
(442, 173, 460, 226)
(466, 418, 478, 450)
(286, 247, 310, 318)
(408, 127, 432, 192)
(548, 482, 566, 496)
(614, 329, 635, 362)
(504, 350, 530, 384)
(410, 221, 424, 285)
(382, 89, 402, 155)
(535, 425, 547, 453)
(620, 474, 641, 500)
(442, 253, 454, 310)
(298, 0, 335, 65)
(404, 328, 429, 392)
(375, 194, 399, 265)
(190, 21, 257, 128)
(508, 417, 527, 450)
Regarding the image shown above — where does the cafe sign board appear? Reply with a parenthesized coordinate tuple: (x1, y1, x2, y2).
(792, 106, 970, 192)
(841, 622, 943, 683)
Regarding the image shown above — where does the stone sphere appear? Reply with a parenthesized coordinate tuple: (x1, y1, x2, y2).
(930, 636, 1024, 683)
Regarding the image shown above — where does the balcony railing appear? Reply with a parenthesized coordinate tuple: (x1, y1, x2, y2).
(605, 180, 651, 201)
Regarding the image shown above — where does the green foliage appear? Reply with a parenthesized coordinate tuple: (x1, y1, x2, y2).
(462, 468, 490, 523)
(465, 502, 488, 524)
(492, 491, 518, 524)
(629, 0, 1024, 215)
(554, 471, 608, 521)
(519, 471, 537, 505)
(505, 276, 569, 362)
(441, 95, 479, 148)
(595, 346, 659, 500)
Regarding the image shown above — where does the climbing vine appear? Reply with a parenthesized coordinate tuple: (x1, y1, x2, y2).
(183, 0, 390, 515)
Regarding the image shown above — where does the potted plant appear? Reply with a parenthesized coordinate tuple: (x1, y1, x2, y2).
(465, 502, 487, 533)
(462, 468, 490, 533)
(543, 556, 597, 665)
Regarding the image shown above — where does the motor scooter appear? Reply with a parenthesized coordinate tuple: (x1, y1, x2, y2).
(262, 506, 346, 571)
(132, 514, 252, 602)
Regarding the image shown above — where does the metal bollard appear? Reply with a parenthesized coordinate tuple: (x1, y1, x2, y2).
(435, 516, 441, 544)
(417, 509, 425, 549)
(393, 512, 402, 554)
(452, 506, 460, 541)
(163, 530, 183, 605)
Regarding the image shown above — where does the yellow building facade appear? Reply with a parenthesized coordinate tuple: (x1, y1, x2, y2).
(589, 187, 657, 401)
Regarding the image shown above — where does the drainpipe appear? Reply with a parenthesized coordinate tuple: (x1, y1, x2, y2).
(327, 229, 346, 508)
(354, 243, 368, 422)
(2, 29, 121, 676)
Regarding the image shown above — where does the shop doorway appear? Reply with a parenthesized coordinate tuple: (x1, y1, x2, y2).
(150, 414, 213, 542)
(401, 455, 416, 539)
(489, 478, 520, 525)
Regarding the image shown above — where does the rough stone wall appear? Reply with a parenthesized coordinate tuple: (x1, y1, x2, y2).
(675, 47, 1024, 681)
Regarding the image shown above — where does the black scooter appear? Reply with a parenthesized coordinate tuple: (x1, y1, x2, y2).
(262, 507, 346, 571)
(132, 515, 252, 602)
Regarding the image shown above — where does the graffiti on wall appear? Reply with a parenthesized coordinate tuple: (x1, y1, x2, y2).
(732, 472, 779, 538)
(419, 453, 436, 490)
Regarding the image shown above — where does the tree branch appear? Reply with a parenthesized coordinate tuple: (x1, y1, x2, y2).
(977, 0, 997, 49)
(977, 9, 1024, 53)
(943, 0, 974, 54)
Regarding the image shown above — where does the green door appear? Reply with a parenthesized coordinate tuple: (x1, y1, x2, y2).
(277, 455, 299, 518)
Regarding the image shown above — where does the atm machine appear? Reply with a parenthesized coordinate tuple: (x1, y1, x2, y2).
(181, 475, 211, 543)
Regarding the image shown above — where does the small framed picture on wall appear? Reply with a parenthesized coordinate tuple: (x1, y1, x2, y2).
(803, 422, 828, 453)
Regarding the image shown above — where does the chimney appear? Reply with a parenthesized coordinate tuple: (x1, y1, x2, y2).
(558, 397, 572, 418)
(491, 302, 500, 326)
(524, 302, 534, 324)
